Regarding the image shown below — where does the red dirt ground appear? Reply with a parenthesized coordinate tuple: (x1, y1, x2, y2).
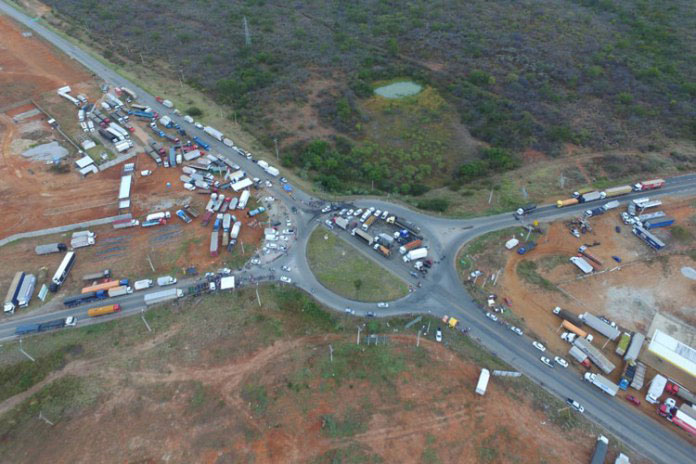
(0, 333, 639, 463)
(0, 15, 91, 107)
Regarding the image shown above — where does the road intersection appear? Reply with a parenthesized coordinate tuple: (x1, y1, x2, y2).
(1, 2, 695, 461)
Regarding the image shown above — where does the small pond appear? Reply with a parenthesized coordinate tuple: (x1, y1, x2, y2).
(374, 81, 422, 99)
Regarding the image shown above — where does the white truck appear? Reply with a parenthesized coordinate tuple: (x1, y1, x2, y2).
(403, 247, 428, 263)
(146, 211, 171, 222)
(584, 372, 619, 396)
(108, 285, 133, 297)
(156, 276, 177, 287)
(203, 126, 224, 142)
(646, 374, 667, 404)
(475, 368, 490, 395)
(144, 288, 182, 305)
(265, 166, 279, 177)
(238, 190, 250, 209)
(133, 279, 153, 291)
(222, 137, 234, 147)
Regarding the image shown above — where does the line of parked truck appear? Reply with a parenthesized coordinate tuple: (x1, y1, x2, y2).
(556, 178, 665, 208)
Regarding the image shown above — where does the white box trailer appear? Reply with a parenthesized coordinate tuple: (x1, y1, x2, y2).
(238, 190, 250, 209)
(204, 126, 224, 142)
(133, 279, 153, 291)
(183, 149, 201, 161)
(222, 137, 234, 147)
(570, 256, 593, 274)
(624, 332, 645, 361)
(35, 243, 68, 255)
(232, 178, 253, 192)
(582, 312, 620, 340)
(17, 273, 36, 307)
(265, 166, 279, 177)
(403, 247, 428, 262)
(220, 276, 235, 290)
(646, 374, 667, 404)
(475, 368, 490, 395)
(228, 169, 245, 183)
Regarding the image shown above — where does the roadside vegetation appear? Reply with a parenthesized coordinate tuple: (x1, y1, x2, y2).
(39, 0, 696, 213)
(306, 227, 408, 302)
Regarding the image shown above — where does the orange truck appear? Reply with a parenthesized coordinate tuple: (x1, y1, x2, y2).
(81, 279, 128, 294)
(87, 304, 121, 317)
(562, 320, 588, 338)
(556, 198, 579, 208)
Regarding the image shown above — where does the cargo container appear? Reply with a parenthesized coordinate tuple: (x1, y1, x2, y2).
(141, 219, 165, 228)
(220, 276, 235, 290)
(210, 230, 219, 257)
(34, 243, 68, 255)
(568, 345, 589, 364)
(616, 332, 631, 356)
(108, 285, 132, 297)
(112, 218, 139, 229)
(232, 178, 253, 192)
(203, 126, 224, 142)
(570, 256, 593, 274)
(335, 217, 349, 230)
(562, 320, 588, 338)
(81, 280, 125, 294)
(361, 215, 377, 231)
(15, 323, 41, 335)
(552, 307, 584, 327)
(88, 304, 121, 317)
(82, 269, 111, 282)
(580, 191, 603, 203)
(632, 225, 665, 250)
(604, 185, 632, 197)
(643, 216, 675, 229)
(573, 337, 615, 374)
(603, 200, 620, 211)
(399, 240, 423, 255)
(50, 251, 76, 292)
(265, 166, 280, 177)
(3, 271, 25, 313)
(630, 361, 646, 390)
(591, 436, 609, 464)
(144, 288, 183, 305)
(377, 233, 394, 247)
(133, 279, 153, 291)
(556, 198, 579, 208)
(475, 368, 490, 395)
(646, 374, 667, 404)
(63, 290, 107, 307)
(624, 332, 645, 361)
(70, 236, 95, 249)
(353, 228, 374, 246)
(584, 372, 619, 396)
(582, 313, 620, 340)
(16, 274, 36, 307)
(637, 211, 665, 222)
(634, 178, 665, 191)
(403, 247, 428, 262)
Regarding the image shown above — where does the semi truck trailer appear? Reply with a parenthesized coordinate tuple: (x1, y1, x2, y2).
(584, 372, 619, 396)
(34, 243, 68, 255)
(88, 304, 121, 317)
(144, 288, 183, 305)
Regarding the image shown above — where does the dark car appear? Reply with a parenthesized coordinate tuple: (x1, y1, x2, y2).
(626, 395, 641, 406)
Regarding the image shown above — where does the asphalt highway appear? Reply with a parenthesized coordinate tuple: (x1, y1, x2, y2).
(1, 2, 695, 462)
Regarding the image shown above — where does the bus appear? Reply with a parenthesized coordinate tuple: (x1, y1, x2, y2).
(50, 251, 76, 292)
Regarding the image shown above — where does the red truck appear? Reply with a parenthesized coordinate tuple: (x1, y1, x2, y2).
(633, 178, 665, 191)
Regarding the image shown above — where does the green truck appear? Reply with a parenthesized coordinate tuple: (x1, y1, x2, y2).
(615, 332, 631, 356)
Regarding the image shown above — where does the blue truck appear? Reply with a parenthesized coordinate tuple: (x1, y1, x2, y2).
(643, 216, 674, 230)
(151, 126, 165, 138)
(193, 136, 210, 150)
(248, 207, 266, 217)
(128, 110, 154, 119)
(517, 241, 537, 255)
(15, 318, 69, 335)
(63, 290, 108, 307)
(176, 210, 192, 224)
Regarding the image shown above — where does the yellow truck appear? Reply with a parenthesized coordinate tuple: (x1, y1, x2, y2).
(556, 198, 579, 208)
(87, 304, 121, 317)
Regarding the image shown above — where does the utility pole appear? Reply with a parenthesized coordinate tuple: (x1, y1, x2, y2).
(255, 282, 261, 307)
(329, 344, 333, 362)
(356, 326, 362, 345)
(141, 309, 152, 332)
(416, 329, 420, 347)
(243, 16, 252, 46)
(19, 338, 35, 362)
(274, 138, 279, 160)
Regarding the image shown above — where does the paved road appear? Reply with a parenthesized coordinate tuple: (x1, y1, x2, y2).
(1, 3, 695, 462)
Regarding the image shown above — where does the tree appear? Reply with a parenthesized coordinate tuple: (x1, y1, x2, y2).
(353, 279, 363, 295)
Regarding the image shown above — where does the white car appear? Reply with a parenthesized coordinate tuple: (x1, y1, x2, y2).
(354, 209, 363, 217)
(566, 398, 585, 413)
(280, 276, 292, 283)
(435, 328, 443, 343)
(554, 356, 569, 368)
(510, 326, 523, 336)
(374, 209, 381, 217)
(344, 307, 355, 315)
(381, 210, 389, 220)
(250, 258, 261, 265)
(265, 181, 273, 188)
(183, 183, 196, 191)
(485, 312, 498, 322)
(540, 356, 554, 368)
(347, 209, 354, 217)
(377, 302, 389, 308)
(140, 170, 152, 177)
(217, 268, 232, 275)
(532, 341, 546, 352)
(194, 122, 203, 129)
(65, 316, 77, 327)
(281, 265, 292, 272)
(321, 205, 332, 213)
